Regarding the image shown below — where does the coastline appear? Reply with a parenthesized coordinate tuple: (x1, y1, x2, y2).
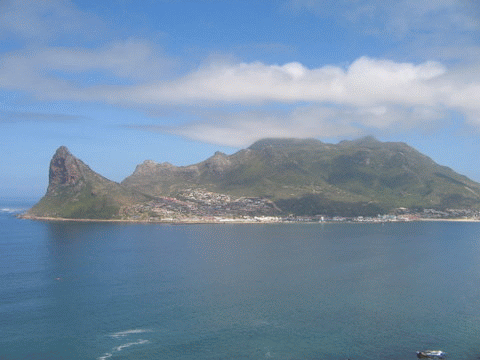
(418, 217, 480, 222)
(18, 214, 480, 224)
(18, 214, 269, 224)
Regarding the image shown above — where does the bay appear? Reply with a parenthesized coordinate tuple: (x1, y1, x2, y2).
(1, 201, 480, 360)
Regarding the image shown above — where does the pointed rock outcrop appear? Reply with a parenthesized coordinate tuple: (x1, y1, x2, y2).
(46, 146, 90, 194)
(26, 146, 149, 219)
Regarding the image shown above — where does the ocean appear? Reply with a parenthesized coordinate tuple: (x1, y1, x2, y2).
(1, 199, 480, 360)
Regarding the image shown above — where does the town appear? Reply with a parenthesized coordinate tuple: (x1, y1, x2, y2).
(118, 188, 480, 223)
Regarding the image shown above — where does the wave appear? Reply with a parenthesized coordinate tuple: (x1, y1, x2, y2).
(108, 329, 151, 338)
(97, 353, 112, 360)
(98, 340, 150, 360)
(114, 339, 149, 352)
(98, 329, 152, 360)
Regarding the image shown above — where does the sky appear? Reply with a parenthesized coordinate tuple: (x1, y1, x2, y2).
(1, 0, 480, 199)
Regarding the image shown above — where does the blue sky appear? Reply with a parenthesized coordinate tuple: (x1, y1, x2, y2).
(1, 0, 480, 199)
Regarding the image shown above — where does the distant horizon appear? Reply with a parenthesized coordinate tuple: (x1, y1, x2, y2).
(2, 0, 480, 198)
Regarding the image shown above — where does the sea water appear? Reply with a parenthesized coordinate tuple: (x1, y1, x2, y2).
(1, 200, 480, 360)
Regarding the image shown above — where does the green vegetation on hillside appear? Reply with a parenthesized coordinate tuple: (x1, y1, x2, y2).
(121, 137, 480, 215)
(28, 138, 480, 219)
(30, 183, 120, 219)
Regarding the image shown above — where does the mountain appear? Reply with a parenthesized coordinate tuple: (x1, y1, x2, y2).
(26, 138, 480, 219)
(122, 137, 480, 215)
(25, 146, 150, 219)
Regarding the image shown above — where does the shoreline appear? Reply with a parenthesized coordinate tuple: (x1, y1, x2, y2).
(18, 214, 480, 224)
(18, 214, 270, 224)
(418, 217, 480, 222)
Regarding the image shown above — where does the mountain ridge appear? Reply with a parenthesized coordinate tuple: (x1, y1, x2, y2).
(25, 137, 480, 219)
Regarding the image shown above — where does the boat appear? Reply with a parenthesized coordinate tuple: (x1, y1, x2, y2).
(416, 350, 446, 359)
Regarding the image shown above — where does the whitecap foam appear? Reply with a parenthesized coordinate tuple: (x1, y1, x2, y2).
(99, 328, 151, 359)
(114, 339, 149, 352)
(97, 339, 149, 359)
(109, 329, 151, 338)
(97, 352, 112, 360)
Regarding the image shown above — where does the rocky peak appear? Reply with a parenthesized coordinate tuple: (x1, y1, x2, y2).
(133, 160, 176, 175)
(47, 146, 85, 194)
(204, 151, 231, 173)
(340, 136, 381, 149)
(248, 138, 323, 151)
(143, 160, 158, 167)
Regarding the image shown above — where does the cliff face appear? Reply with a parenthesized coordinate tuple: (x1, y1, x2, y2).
(46, 146, 88, 195)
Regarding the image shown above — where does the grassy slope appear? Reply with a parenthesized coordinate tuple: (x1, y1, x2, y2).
(30, 183, 121, 219)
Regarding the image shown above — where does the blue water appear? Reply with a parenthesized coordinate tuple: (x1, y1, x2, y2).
(1, 201, 480, 360)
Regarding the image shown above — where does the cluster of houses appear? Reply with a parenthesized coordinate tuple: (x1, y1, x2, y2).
(120, 189, 277, 221)
(394, 207, 480, 220)
(119, 189, 480, 223)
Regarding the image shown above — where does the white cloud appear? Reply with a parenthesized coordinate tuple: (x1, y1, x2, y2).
(0, 111, 84, 123)
(1, 0, 479, 148)
(35, 39, 172, 81)
(287, 0, 478, 39)
(0, 39, 173, 98)
(286, 0, 479, 64)
(3, 43, 480, 146)
(137, 104, 450, 147)
(118, 57, 447, 108)
(0, 0, 104, 42)
(137, 108, 362, 147)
